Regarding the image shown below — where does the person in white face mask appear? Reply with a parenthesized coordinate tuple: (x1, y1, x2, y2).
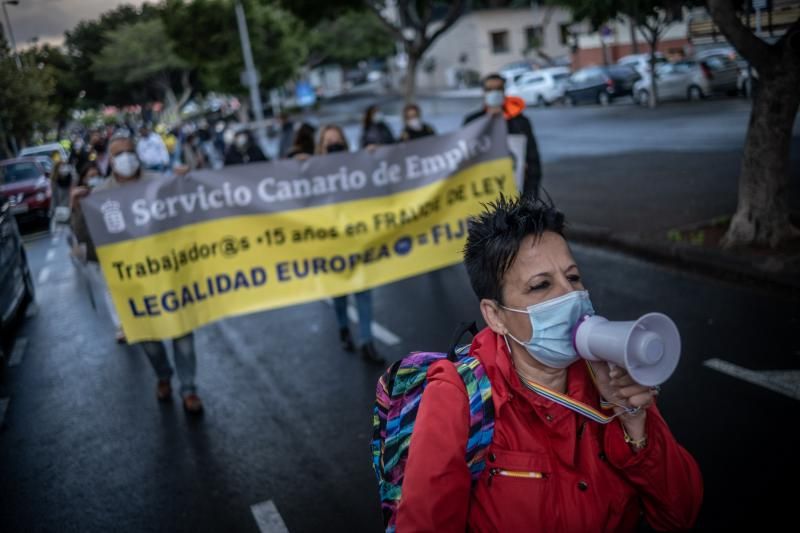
(70, 137, 205, 414)
(464, 73, 543, 200)
(400, 103, 436, 142)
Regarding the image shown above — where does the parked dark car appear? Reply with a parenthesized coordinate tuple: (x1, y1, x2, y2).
(0, 157, 52, 223)
(0, 199, 35, 361)
(564, 65, 641, 106)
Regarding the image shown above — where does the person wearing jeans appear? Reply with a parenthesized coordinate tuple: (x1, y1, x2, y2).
(71, 136, 204, 414)
(316, 124, 385, 365)
(140, 334, 201, 413)
(333, 290, 382, 363)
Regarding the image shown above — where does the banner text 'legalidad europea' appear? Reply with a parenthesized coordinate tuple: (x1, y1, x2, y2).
(81, 115, 515, 341)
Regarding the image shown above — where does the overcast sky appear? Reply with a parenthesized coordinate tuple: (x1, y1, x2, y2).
(2, 0, 148, 47)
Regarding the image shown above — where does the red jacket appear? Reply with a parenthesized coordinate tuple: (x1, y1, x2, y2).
(397, 328, 703, 532)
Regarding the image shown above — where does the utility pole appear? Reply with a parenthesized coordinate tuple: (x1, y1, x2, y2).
(2, 0, 22, 70)
(234, 1, 268, 152)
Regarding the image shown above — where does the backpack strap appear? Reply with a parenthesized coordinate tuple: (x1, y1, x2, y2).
(447, 321, 479, 361)
(454, 356, 495, 479)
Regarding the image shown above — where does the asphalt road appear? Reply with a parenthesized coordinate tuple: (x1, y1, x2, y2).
(2, 99, 799, 532)
(0, 221, 797, 532)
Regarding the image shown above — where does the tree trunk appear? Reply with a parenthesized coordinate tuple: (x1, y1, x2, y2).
(722, 66, 800, 248)
(629, 17, 639, 54)
(648, 39, 658, 108)
(404, 51, 419, 104)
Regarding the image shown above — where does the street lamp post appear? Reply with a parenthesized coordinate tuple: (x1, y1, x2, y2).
(1, 0, 22, 70)
(234, 1, 268, 153)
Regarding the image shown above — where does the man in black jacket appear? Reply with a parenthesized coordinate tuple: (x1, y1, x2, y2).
(463, 73, 543, 199)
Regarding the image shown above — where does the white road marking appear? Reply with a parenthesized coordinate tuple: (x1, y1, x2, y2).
(347, 305, 401, 346)
(251, 500, 290, 533)
(0, 398, 8, 427)
(323, 299, 401, 346)
(38, 266, 51, 284)
(45, 249, 56, 262)
(704, 358, 800, 401)
(8, 337, 28, 367)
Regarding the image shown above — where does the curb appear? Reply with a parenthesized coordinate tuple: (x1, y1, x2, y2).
(567, 223, 800, 294)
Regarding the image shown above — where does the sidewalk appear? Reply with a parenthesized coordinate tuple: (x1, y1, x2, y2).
(546, 148, 800, 293)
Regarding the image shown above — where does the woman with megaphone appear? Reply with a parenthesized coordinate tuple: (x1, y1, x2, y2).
(394, 195, 703, 532)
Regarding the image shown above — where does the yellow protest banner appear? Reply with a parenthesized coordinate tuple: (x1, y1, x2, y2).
(82, 116, 514, 341)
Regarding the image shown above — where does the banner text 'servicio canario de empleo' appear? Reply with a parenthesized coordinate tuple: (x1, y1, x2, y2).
(81, 115, 515, 342)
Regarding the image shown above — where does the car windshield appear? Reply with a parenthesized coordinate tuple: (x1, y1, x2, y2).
(0, 163, 41, 184)
(20, 147, 57, 158)
(553, 73, 570, 81)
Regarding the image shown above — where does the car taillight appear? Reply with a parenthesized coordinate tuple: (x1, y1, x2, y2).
(701, 63, 713, 80)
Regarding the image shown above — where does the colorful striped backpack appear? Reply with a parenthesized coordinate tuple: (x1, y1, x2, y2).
(370, 323, 495, 532)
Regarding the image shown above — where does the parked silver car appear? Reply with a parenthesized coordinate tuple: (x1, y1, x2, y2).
(633, 61, 711, 104)
(693, 50, 741, 95)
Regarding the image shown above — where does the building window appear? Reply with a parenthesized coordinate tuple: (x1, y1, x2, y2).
(559, 23, 571, 46)
(490, 30, 509, 54)
(525, 26, 544, 50)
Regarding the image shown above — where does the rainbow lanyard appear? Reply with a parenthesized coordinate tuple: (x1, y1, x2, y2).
(516, 362, 637, 425)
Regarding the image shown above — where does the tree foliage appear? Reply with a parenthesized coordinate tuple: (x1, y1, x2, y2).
(0, 33, 56, 156)
(92, 17, 193, 118)
(162, 0, 308, 95)
(307, 9, 396, 67)
(64, 3, 164, 107)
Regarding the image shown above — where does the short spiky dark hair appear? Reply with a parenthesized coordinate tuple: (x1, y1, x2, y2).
(463, 195, 565, 303)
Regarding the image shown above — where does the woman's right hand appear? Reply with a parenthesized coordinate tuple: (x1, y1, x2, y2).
(70, 186, 90, 205)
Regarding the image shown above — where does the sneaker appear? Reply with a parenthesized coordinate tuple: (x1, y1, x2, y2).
(360, 342, 385, 365)
(156, 379, 172, 402)
(182, 393, 204, 415)
(115, 328, 127, 344)
(339, 327, 355, 352)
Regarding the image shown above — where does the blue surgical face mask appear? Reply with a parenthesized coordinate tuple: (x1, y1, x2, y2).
(502, 290, 595, 368)
(485, 90, 505, 108)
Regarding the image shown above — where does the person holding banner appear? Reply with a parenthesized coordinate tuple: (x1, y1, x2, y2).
(400, 103, 436, 142)
(71, 136, 205, 414)
(360, 105, 395, 149)
(396, 196, 702, 532)
(317, 125, 385, 365)
(464, 74, 543, 200)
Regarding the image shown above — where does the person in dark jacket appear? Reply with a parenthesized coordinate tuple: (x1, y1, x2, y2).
(224, 130, 268, 166)
(464, 73, 542, 199)
(360, 105, 395, 148)
(400, 103, 435, 141)
(286, 122, 316, 160)
(277, 112, 295, 158)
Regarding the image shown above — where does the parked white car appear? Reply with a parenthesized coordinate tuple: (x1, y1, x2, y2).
(499, 60, 536, 84)
(633, 61, 711, 104)
(506, 67, 572, 106)
(617, 53, 668, 77)
(18, 142, 69, 162)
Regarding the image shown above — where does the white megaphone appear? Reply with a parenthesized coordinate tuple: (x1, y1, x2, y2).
(574, 313, 681, 386)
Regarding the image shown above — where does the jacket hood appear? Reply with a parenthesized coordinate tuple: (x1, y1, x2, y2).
(503, 96, 526, 120)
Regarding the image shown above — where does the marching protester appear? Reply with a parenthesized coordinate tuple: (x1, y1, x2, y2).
(395, 195, 703, 531)
(224, 129, 268, 166)
(136, 125, 171, 172)
(286, 122, 316, 160)
(360, 105, 395, 148)
(181, 131, 207, 171)
(76, 162, 102, 189)
(277, 111, 295, 158)
(400, 103, 435, 141)
(464, 73, 543, 199)
(51, 160, 75, 214)
(317, 125, 385, 365)
(71, 136, 205, 414)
